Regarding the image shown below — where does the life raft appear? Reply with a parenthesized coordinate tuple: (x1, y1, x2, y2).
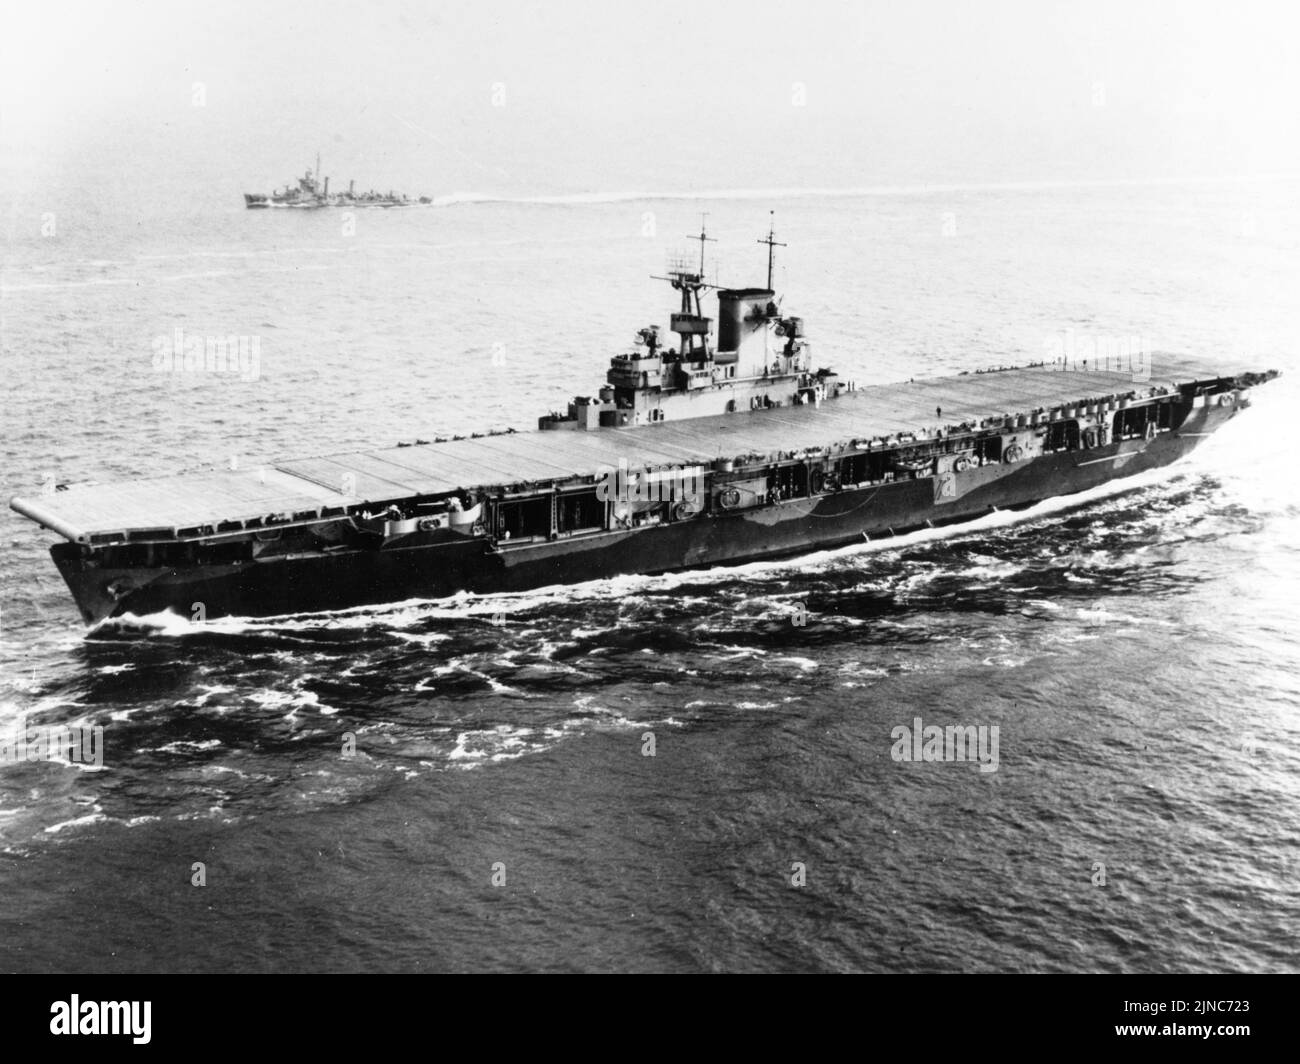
(718, 488, 742, 509)
(953, 456, 972, 473)
(1003, 445, 1024, 463)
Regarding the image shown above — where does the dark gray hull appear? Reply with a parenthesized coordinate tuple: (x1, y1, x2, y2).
(52, 402, 1237, 627)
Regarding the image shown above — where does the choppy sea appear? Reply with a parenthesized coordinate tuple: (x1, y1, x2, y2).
(1, 177, 1297, 971)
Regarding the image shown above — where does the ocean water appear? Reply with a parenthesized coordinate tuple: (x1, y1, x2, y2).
(1, 178, 1298, 972)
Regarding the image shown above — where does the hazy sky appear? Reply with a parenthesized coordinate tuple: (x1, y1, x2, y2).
(2, 0, 1297, 198)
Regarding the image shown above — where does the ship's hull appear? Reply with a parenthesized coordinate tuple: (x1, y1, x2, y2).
(52, 403, 1235, 627)
(243, 192, 422, 209)
(243, 192, 328, 209)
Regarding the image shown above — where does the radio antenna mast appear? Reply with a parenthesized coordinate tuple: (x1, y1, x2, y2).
(689, 213, 716, 277)
(757, 210, 786, 290)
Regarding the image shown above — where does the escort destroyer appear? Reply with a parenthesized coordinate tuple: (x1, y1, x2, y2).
(11, 221, 1277, 626)
(244, 154, 431, 209)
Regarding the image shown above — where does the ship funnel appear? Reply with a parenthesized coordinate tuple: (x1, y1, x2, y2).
(323, 176, 329, 196)
(716, 288, 775, 371)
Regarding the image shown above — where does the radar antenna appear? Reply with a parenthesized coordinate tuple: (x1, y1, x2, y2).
(649, 217, 723, 362)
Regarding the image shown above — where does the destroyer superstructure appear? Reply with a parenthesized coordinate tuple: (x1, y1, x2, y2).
(244, 154, 431, 209)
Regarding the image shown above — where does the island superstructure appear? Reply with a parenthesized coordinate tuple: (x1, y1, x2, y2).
(10, 221, 1277, 626)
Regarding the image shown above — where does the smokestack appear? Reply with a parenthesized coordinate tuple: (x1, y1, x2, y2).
(323, 176, 329, 196)
(716, 288, 774, 370)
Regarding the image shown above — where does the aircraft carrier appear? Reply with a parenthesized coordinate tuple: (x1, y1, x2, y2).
(10, 221, 1277, 627)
